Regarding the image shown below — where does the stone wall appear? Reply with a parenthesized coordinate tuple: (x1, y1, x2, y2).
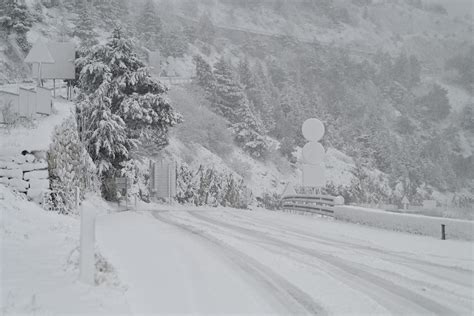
(0, 152, 49, 203)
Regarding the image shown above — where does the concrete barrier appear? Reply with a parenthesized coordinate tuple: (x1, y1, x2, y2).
(334, 205, 474, 241)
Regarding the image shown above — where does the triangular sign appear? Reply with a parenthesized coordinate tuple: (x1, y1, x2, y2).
(25, 40, 55, 64)
(282, 183, 297, 197)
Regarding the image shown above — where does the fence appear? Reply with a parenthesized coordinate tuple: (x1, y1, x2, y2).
(281, 194, 340, 216)
(0, 86, 52, 123)
(158, 77, 193, 86)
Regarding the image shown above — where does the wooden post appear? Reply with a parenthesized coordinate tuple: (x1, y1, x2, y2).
(441, 224, 446, 240)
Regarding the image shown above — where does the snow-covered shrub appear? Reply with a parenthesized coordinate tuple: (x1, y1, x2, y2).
(48, 116, 99, 214)
(257, 192, 281, 210)
(120, 159, 150, 202)
(176, 163, 251, 209)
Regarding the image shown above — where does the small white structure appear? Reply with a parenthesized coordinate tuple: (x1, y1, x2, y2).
(150, 160, 177, 200)
(0, 86, 52, 123)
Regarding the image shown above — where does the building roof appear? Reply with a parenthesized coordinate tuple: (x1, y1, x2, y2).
(26, 41, 76, 80)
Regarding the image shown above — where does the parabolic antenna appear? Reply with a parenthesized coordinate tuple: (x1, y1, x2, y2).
(302, 118, 325, 142)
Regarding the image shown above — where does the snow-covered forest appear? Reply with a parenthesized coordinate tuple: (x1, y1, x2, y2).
(0, 0, 472, 210)
(0, 0, 473, 314)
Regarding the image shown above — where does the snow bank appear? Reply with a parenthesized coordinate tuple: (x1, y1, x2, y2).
(334, 205, 474, 241)
(0, 99, 73, 156)
(0, 185, 130, 314)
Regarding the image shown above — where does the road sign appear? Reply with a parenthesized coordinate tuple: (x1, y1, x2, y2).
(302, 142, 325, 164)
(301, 118, 326, 188)
(302, 164, 326, 187)
(302, 118, 325, 142)
(151, 160, 177, 199)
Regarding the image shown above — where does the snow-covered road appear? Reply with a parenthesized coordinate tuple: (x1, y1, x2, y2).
(97, 209, 474, 315)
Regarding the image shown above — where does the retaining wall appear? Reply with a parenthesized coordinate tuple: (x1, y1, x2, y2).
(0, 152, 49, 203)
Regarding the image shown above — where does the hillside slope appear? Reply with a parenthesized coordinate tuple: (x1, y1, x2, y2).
(1, 0, 472, 208)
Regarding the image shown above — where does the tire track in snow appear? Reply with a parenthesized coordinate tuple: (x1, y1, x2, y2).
(151, 211, 327, 315)
(223, 210, 474, 286)
(189, 211, 458, 315)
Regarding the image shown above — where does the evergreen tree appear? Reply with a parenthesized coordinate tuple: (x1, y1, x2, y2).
(136, 0, 162, 49)
(231, 101, 268, 158)
(0, 0, 33, 51)
(74, 0, 98, 47)
(238, 58, 255, 91)
(76, 28, 182, 198)
(212, 58, 246, 122)
(193, 54, 215, 96)
(416, 84, 451, 121)
(49, 116, 99, 214)
(160, 27, 188, 57)
(0, 0, 32, 35)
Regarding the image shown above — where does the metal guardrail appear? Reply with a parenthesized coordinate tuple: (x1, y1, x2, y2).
(281, 194, 339, 217)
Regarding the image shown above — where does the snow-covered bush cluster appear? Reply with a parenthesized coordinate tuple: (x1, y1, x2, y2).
(176, 163, 251, 209)
(48, 116, 99, 214)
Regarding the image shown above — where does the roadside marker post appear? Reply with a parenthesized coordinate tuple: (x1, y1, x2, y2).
(441, 224, 446, 240)
(79, 190, 96, 285)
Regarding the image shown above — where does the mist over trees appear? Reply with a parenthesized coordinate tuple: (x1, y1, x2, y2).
(1, 0, 472, 206)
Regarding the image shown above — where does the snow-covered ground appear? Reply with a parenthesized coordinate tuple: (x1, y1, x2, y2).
(0, 185, 129, 315)
(98, 206, 473, 315)
(3, 185, 473, 315)
(0, 98, 74, 157)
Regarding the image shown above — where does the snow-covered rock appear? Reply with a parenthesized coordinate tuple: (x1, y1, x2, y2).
(28, 178, 50, 190)
(0, 161, 17, 169)
(25, 154, 36, 163)
(12, 155, 26, 164)
(20, 162, 48, 172)
(8, 178, 29, 192)
(0, 168, 22, 179)
(24, 170, 49, 180)
(27, 188, 45, 203)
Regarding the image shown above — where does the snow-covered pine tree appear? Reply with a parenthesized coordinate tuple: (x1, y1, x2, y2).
(193, 54, 215, 96)
(49, 116, 99, 214)
(0, 0, 33, 51)
(0, 0, 32, 35)
(213, 58, 268, 157)
(176, 163, 196, 204)
(238, 58, 255, 91)
(250, 62, 276, 131)
(212, 57, 246, 122)
(231, 101, 268, 158)
(136, 0, 162, 50)
(74, 0, 98, 47)
(160, 27, 188, 57)
(76, 27, 182, 198)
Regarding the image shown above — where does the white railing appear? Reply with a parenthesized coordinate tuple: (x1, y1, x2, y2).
(281, 194, 341, 216)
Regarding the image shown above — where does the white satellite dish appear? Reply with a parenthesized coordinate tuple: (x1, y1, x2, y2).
(302, 142, 325, 164)
(302, 118, 325, 142)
